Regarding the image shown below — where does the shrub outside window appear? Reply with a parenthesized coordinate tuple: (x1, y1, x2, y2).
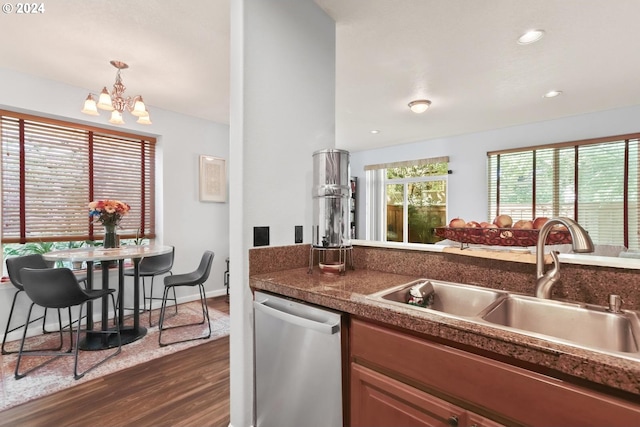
(488, 133, 640, 250)
(366, 157, 448, 244)
(0, 110, 156, 267)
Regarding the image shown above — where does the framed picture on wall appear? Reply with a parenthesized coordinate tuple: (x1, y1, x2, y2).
(199, 155, 227, 202)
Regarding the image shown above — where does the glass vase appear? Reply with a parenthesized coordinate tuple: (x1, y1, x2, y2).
(103, 224, 119, 249)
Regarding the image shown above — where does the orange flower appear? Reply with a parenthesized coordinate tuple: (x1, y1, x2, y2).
(88, 199, 130, 226)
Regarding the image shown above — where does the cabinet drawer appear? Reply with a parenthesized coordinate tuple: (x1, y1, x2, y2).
(351, 363, 468, 427)
(351, 318, 640, 427)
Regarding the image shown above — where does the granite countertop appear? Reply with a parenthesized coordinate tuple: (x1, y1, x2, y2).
(250, 267, 640, 397)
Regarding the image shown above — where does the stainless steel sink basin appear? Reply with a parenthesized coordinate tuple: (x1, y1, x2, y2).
(369, 279, 508, 317)
(481, 295, 640, 353)
(369, 279, 640, 358)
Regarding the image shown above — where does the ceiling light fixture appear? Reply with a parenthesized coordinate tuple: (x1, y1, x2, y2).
(408, 99, 432, 114)
(81, 60, 151, 125)
(543, 90, 563, 98)
(370, 130, 380, 134)
(517, 29, 545, 45)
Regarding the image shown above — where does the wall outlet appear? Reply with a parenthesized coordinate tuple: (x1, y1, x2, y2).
(295, 225, 303, 243)
(253, 226, 270, 247)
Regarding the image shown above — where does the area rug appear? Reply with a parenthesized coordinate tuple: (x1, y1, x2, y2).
(0, 301, 230, 411)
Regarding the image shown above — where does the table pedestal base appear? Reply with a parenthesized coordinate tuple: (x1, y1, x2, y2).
(80, 326, 148, 351)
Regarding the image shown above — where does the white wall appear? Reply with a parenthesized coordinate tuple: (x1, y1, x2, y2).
(349, 104, 640, 234)
(229, 0, 335, 425)
(0, 67, 230, 340)
(242, 1, 336, 248)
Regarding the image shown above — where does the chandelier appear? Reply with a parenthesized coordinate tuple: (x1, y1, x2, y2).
(81, 60, 151, 125)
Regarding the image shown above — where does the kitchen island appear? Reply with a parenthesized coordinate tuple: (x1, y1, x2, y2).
(249, 244, 640, 426)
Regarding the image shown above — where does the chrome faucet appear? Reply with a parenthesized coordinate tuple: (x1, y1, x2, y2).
(535, 217, 594, 299)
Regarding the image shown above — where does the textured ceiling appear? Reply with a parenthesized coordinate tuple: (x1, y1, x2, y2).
(2, 0, 640, 152)
(317, 0, 640, 151)
(0, 0, 230, 125)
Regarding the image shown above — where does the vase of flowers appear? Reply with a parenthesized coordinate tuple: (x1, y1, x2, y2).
(88, 199, 131, 248)
(102, 224, 118, 249)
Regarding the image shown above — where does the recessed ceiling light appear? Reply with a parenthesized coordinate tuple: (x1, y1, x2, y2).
(370, 130, 380, 134)
(517, 29, 545, 45)
(543, 90, 563, 98)
(408, 99, 432, 113)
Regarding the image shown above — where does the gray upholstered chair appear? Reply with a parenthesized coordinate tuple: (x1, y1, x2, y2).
(123, 246, 176, 326)
(3, 254, 89, 355)
(3, 255, 62, 354)
(15, 267, 121, 380)
(158, 250, 214, 346)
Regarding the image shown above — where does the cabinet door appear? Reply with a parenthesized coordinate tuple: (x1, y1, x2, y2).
(351, 318, 640, 427)
(351, 363, 465, 427)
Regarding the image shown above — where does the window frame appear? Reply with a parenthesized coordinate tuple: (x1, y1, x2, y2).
(365, 157, 449, 244)
(0, 110, 156, 244)
(385, 174, 448, 243)
(487, 132, 640, 250)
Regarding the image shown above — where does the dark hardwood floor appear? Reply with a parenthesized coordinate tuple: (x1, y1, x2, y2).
(0, 297, 231, 427)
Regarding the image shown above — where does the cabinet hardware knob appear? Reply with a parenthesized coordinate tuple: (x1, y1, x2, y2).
(447, 415, 459, 426)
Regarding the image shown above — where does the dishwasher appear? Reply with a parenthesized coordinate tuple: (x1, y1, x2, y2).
(253, 291, 343, 427)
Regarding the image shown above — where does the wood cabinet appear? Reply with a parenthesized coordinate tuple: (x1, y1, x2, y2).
(350, 318, 640, 427)
(352, 363, 502, 427)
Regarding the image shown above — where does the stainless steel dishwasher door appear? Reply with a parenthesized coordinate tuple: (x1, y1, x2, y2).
(254, 291, 343, 427)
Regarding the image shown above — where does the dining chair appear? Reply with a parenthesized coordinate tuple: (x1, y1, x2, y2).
(158, 250, 214, 346)
(3, 255, 64, 355)
(122, 246, 176, 326)
(3, 254, 90, 355)
(15, 267, 121, 380)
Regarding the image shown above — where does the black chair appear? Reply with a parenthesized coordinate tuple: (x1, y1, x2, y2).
(123, 246, 176, 326)
(158, 250, 214, 346)
(3, 255, 90, 355)
(224, 257, 230, 301)
(15, 267, 121, 380)
(43, 257, 88, 286)
(3, 255, 62, 355)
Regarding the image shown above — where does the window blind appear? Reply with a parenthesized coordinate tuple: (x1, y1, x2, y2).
(364, 156, 449, 171)
(1, 112, 156, 244)
(488, 133, 640, 249)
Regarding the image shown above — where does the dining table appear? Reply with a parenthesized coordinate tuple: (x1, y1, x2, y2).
(43, 244, 173, 350)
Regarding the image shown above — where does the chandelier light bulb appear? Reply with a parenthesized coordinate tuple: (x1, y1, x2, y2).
(408, 99, 432, 113)
(131, 97, 147, 117)
(82, 60, 151, 125)
(97, 87, 114, 111)
(108, 110, 125, 125)
(81, 94, 99, 116)
(136, 113, 152, 125)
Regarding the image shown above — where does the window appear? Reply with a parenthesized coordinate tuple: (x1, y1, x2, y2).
(488, 133, 640, 249)
(365, 157, 448, 244)
(1, 110, 156, 245)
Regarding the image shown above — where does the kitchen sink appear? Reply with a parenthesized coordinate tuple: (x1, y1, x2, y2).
(369, 279, 640, 358)
(480, 295, 640, 353)
(369, 279, 508, 317)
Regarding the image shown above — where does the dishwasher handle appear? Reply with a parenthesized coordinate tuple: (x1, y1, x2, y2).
(254, 298, 340, 335)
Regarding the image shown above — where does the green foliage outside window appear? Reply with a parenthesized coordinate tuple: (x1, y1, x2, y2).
(386, 161, 448, 244)
(2, 236, 149, 274)
(488, 136, 640, 249)
(387, 162, 449, 179)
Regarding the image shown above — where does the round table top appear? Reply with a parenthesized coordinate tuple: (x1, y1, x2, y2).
(42, 244, 173, 262)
